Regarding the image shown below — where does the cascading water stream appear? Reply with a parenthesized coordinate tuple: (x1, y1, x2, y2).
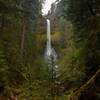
(46, 19, 52, 57)
(44, 19, 60, 97)
(45, 19, 57, 62)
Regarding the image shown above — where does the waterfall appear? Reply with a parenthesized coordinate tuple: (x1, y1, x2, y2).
(46, 19, 52, 56)
(45, 19, 57, 62)
(44, 19, 60, 96)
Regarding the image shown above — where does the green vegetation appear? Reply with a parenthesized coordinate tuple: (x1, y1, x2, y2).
(0, 0, 100, 100)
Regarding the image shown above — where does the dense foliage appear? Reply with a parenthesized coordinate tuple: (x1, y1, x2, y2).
(60, 0, 100, 75)
(56, 0, 100, 99)
(0, 0, 50, 99)
(0, 0, 100, 100)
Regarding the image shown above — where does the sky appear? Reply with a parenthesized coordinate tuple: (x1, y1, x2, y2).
(42, 0, 56, 15)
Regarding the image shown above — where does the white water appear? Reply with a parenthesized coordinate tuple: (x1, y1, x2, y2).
(46, 19, 52, 56)
(45, 19, 60, 84)
(45, 19, 57, 62)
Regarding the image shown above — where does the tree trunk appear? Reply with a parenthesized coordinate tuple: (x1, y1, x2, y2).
(20, 19, 26, 60)
(70, 68, 100, 100)
(0, 14, 5, 33)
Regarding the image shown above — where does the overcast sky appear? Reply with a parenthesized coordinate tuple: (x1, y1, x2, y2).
(42, 0, 56, 15)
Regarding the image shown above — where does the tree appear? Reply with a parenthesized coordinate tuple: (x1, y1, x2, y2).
(59, 0, 100, 99)
(0, 0, 48, 99)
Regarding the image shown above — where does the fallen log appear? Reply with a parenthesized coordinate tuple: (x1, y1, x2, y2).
(70, 68, 100, 100)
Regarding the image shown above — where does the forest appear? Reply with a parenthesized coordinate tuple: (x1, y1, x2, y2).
(0, 0, 100, 100)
